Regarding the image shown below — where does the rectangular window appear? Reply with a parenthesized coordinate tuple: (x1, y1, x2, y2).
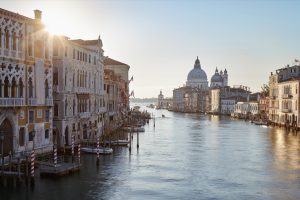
(73, 49, 75, 59)
(77, 51, 79, 60)
(65, 46, 68, 57)
(45, 110, 50, 122)
(29, 131, 34, 141)
(45, 129, 49, 139)
(29, 110, 34, 123)
(94, 56, 96, 65)
(89, 55, 91, 63)
(19, 127, 25, 146)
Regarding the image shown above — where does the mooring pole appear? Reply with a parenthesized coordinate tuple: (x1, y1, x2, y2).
(129, 127, 132, 152)
(71, 135, 74, 163)
(137, 128, 139, 149)
(96, 137, 100, 166)
(30, 149, 35, 187)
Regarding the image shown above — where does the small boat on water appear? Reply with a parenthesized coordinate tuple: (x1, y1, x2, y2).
(162, 114, 165, 118)
(111, 140, 130, 146)
(123, 127, 145, 132)
(81, 147, 113, 155)
(254, 121, 268, 126)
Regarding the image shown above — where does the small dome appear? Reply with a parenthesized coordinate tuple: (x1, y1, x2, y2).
(211, 73, 223, 82)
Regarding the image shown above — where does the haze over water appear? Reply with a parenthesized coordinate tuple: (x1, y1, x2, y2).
(2, 103, 300, 200)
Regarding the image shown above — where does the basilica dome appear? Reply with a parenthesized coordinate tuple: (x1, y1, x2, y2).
(187, 57, 207, 81)
(186, 57, 208, 90)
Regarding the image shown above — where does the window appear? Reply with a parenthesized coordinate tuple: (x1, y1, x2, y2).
(65, 46, 68, 57)
(45, 129, 49, 139)
(12, 32, 16, 50)
(94, 56, 96, 65)
(54, 104, 58, 117)
(28, 77, 33, 98)
(29, 110, 34, 123)
(29, 131, 35, 141)
(19, 127, 25, 146)
(73, 49, 75, 59)
(89, 54, 91, 63)
(45, 110, 50, 122)
(5, 29, 9, 49)
(53, 43, 59, 56)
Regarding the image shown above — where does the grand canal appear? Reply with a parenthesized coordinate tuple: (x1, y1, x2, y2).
(2, 103, 300, 200)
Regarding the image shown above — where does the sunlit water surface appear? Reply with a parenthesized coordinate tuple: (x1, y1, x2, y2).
(2, 103, 300, 200)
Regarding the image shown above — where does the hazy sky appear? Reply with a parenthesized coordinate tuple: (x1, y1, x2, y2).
(2, 0, 300, 98)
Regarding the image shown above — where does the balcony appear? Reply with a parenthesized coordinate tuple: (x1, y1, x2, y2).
(98, 107, 107, 113)
(45, 98, 53, 106)
(281, 108, 292, 113)
(0, 98, 25, 106)
(28, 98, 37, 106)
(282, 94, 293, 99)
(79, 112, 91, 119)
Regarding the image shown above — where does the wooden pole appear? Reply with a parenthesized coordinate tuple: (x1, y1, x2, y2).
(129, 127, 132, 152)
(137, 128, 139, 149)
(96, 137, 100, 166)
(30, 149, 35, 187)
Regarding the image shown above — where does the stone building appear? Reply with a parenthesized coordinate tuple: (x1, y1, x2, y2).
(157, 90, 172, 109)
(0, 9, 53, 155)
(269, 63, 300, 127)
(103, 57, 130, 119)
(173, 57, 209, 113)
(52, 36, 105, 148)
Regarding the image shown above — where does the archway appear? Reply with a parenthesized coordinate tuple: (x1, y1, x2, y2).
(65, 126, 69, 146)
(0, 119, 14, 156)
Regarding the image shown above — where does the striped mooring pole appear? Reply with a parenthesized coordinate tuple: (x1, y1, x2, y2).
(96, 137, 100, 166)
(30, 149, 35, 186)
(71, 135, 75, 163)
(53, 144, 57, 168)
(78, 143, 81, 165)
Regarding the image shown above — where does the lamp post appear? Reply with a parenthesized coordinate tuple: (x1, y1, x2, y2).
(0, 130, 4, 177)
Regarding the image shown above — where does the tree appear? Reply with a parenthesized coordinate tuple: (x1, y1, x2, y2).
(261, 84, 269, 97)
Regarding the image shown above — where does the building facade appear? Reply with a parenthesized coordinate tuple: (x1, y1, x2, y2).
(157, 90, 172, 109)
(0, 9, 53, 155)
(52, 36, 105, 148)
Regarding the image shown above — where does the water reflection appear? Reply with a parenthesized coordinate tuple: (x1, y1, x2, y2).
(2, 104, 300, 200)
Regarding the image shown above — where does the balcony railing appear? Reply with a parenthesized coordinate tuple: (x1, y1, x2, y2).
(281, 108, 292, 113)
(45, 98, 53, 106)
(98, 107, 107, 113)
(28, 98, 37, 106)
(0, 98, 25, 106)
(79, 112, 91, 118)
(282, 94, 293, 99)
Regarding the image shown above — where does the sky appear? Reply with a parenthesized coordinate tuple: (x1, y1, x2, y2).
(2, 0, 300, 98)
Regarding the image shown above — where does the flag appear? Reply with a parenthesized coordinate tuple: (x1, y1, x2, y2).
(129, 76, 133, 82)
(130, 90, 135, 98)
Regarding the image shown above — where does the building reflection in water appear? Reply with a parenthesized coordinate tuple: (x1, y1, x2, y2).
(269, 128, 300, 181)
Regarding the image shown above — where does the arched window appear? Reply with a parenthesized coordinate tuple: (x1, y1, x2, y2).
(65, 99, 68, 116)
(73, 99, 76, 115)
(0, 79, 2, 97)
(54, 103, 58, 117)
(5, 29, 9, 49)
(0, 28, 2, 48)
(12, 32, 16, 50)
(18, 32, 23, 52)
(11, 77, 16, 97)
(73, 72, 75, 87)
(18, 78, 23, 97)
(4, 77, 9, 97)
(28, 78, 33, 98)
(65, 71, 67, 86)
(77, 70, 79, 87)
(45, 79, 49, 98)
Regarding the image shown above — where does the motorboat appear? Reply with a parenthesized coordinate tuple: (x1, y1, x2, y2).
(81, 147, 113, 155)
(111, 140, 130, 146)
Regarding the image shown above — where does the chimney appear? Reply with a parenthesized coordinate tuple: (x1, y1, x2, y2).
(34, 9, 42, 20)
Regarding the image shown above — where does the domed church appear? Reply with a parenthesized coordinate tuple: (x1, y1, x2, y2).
(210, 67, 228, 88)
(186, 57, 209, 90)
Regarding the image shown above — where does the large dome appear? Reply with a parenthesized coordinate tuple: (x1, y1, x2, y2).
(187, 57, 207, 81)
(187, 68, 207, 80)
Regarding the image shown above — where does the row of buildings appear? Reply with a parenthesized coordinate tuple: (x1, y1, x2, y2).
(161, 57, 263, 119)
(166, 57, 300, 128)
(0, 8, 130, 156)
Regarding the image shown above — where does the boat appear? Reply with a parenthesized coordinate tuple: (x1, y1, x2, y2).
(111, 140, 130, 146)
(162, 114, 165, 118)
(81, 147, 113, 155)
(123, 127, 145, 132)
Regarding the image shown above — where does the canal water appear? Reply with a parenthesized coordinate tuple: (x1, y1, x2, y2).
(2, 103, 300, 200)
